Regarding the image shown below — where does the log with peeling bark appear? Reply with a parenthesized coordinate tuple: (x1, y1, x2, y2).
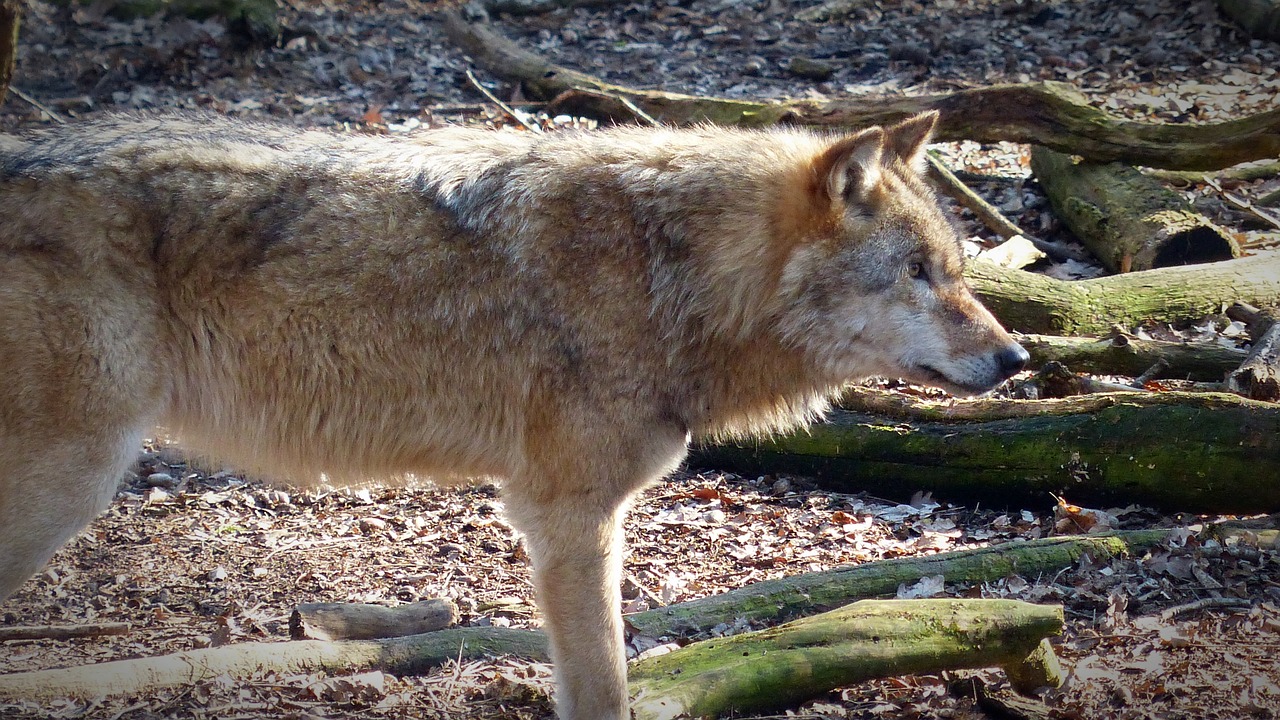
(695, 389, 1280, 513)
(1219, 0, 1280, 41)
(965, 253, 1280, 336)
(1016, 333, 1246, 382)
(440, 12, 1280, 170)
(1030, 146, 1239, 273)
(1225, 312, 1280, 400)
(628, 599, 1063, 720)
(0, 622, 130, 642)
(289, 598, 458, 640)
(624, 529, 1171, 640)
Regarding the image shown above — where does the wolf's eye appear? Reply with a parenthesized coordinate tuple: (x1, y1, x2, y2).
(907, 262, 925, 279)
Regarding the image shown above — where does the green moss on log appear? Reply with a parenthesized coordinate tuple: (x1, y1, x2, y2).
(629, 599, 1062, 720)
(966, 253, 1280, 336)
(1030, 147, 1238, 273)
(625, 530, 1170, 639)
(696, 392, 1280, 513)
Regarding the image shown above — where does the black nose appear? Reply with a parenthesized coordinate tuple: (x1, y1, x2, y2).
(996, 344, 1030, 379)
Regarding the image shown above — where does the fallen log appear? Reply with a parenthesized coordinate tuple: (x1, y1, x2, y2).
(965, 253, 1280, 336)
(0, 622, 130, 643)
(629, 599, 1063, 720)
(695, 390, 1280, 513)
(289, 598, 458, 641)
(624, 529, 1171, 640)
(1030, 146, 1239, 273)
(0, 598, 1060, 718)
(1225, 311, 1280, 400)
(0, 627, 550, 701)
(1219, 0, 1280, 41)
(440, 12, 1280, 170)
(1016, 332, 1246, 382)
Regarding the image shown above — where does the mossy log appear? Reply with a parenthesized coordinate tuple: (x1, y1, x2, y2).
(1030, 147, 1238, 273)
(0, 627, 550, 701)
(441, 12, 1280, 170)
(695, 391, 1280, 513)
(625, 529, 1170, 640)
(1220, 0, 1280, 41)
(628, 599, 1063, 720)
(1016, 333, 1246, 381)
(965, 253, 1280, 336)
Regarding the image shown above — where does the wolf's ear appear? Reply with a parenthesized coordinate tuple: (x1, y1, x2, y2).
(885, 111, 939, 170)
(813, 127, 885, 205)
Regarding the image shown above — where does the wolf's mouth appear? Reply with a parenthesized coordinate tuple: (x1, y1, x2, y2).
(915, 364, 992, 396)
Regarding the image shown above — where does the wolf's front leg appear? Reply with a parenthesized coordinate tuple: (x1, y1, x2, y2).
(504, 488, 631, 720)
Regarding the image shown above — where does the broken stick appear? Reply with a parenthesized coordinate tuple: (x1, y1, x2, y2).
(289, 598, 459, 641)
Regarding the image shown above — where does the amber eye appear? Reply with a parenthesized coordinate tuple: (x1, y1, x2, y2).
(907, 262, 924, 279)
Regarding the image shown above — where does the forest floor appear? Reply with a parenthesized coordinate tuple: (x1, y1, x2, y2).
(2, 0, 1279, 718)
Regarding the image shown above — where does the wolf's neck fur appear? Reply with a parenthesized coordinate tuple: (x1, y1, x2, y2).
(417, 126, 844, 439)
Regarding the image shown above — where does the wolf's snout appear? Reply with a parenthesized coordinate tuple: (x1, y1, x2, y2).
(995, 344, 1030, 380)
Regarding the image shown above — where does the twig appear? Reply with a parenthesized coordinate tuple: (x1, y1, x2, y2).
(9, 86, 67, 125)
(1158, 597, 1253, 622)
(1132, 358, 1171, 388)
(0, 622, 130, 642)
(1204, 176, 1280, 232)
(1145, 161, 1280, 186)
(465, 68, 540, 133)
(924, 152, 1089, 263)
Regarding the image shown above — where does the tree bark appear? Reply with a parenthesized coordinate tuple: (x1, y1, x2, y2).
(624, 529, 1171, 640)
(0, 622, 130, 642)
(1219, 0, 1280, 41)
(1016, 332, 1245, 382)
(1225, 316, 1280, 400)
(694, 391, 1280, 513)
(1030, 147, 1239, 273)
(440, 12, 1280, 170)
(628, 599, 1063, 720)
(965, 253, 1280, 336)
(289, 599, 458, 641)
(0, 627, 550, 701)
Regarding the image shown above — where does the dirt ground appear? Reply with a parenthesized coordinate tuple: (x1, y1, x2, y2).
(2, 0, 1279, 718)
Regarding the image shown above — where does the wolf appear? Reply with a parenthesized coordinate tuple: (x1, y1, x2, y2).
(0, 111, 1027, 719)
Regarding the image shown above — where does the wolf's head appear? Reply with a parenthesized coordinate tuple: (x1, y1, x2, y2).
(772, 112, 1028, 396)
